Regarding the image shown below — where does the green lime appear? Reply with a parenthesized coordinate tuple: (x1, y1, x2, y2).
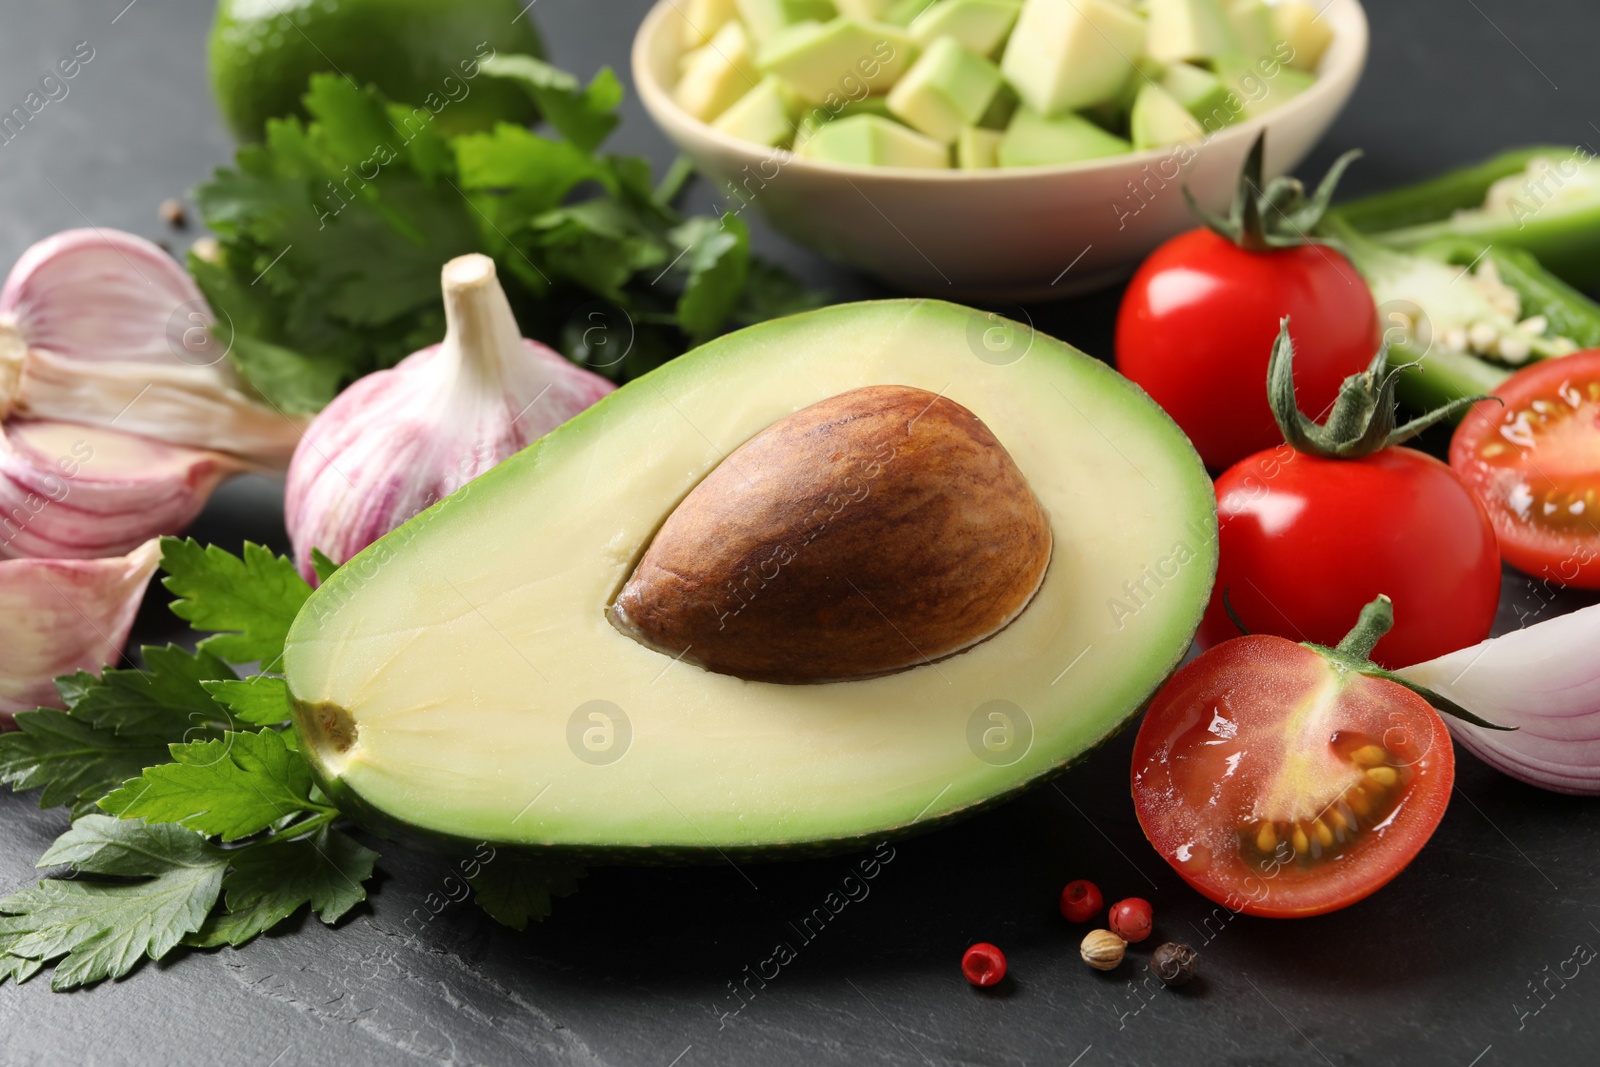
(210, 0, 546, 141)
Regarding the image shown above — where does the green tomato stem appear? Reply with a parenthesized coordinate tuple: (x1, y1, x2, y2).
(1335, 595, 1395, 661)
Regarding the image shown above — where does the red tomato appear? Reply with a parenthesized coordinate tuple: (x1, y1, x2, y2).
(1198, 444, 1501, 668)
(1116, 231, 1380, 470)
(1450, 351, 1600, 589)
(1131, 634, 1455, 918)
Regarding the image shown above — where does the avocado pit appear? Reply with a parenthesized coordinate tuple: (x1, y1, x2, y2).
(608, 384, 1053, 683)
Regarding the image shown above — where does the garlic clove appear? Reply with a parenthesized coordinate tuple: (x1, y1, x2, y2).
(285, 254, 615, 581)
(0, 538, 161, 724)
(0, 228, 304, 468)
(1, 419, 241, 561)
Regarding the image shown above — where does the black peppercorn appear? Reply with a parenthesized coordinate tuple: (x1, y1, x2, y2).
(1151, 941, 1197, 987)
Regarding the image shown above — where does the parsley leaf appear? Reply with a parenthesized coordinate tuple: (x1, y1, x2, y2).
(0, 949, 42, 985)
(57, 646, 236, 736)
(203, 676, 294, 727)
(0, 647, 235, 816)
(466, 854, 584, 931)
(309, 549, 342, 585)
(185, 828, 378, 949)
(100, 730, 319, 842)
(1, 530, 588, 990)
(478, 54, 622, 154)
(37, 813, 225, 875)
(1, 808, 381, 989)
(159, 538, 312, 667)
(673, 213, 752, 343)
(193, 62, 821, 411)
(0, 711, 174, 816)
(0, 817, 227, 990)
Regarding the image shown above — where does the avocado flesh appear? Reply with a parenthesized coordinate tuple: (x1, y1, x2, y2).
(1130, 82, 1202, 149)
(286, 300, 1217, 856)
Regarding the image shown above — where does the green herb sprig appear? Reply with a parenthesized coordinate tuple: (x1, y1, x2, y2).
(0, 538, 579, 991)
(193, 58, 821, 414)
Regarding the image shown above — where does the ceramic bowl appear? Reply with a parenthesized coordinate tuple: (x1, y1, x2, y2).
(633, 0, 1369, 301)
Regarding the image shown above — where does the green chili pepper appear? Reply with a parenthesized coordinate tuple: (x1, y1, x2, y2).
(1329, 145, 1600, 288)
(1452, 243, 1600, 348)
(1320, 217, 1600, 415)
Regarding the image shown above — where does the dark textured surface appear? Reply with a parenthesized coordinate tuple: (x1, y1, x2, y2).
(3, 2, 1600, 1065)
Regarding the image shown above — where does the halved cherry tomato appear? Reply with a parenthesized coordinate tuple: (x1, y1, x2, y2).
(1451, 351, 1600, 589)
(1131, 634, 1454, 918)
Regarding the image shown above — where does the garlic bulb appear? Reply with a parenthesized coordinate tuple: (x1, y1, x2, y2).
(285, 254, 615, 580)
(0, 228, 302, 468)
(1, 539, 161, 724)
(1, 419, 239, 561)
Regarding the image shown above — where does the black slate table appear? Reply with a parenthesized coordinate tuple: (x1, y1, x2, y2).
(3, 2, 1599, 1065)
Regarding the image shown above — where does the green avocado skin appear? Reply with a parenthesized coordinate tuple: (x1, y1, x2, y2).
(210, 0, 545, 141)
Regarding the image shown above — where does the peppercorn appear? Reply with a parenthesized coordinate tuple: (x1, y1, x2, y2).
(1108, 897, 1153, 942)
(1059, 879, 1102, 923)
(1080, 928, 1126, 971)
(962, 942, 1007, 987)
(1151, 942, 1198, 987)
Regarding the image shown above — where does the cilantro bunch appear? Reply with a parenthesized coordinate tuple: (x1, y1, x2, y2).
(192, 56, 819, 414)
(0, 539, 579, 991)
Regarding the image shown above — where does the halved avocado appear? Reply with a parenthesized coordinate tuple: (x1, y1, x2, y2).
(285, 300, 1217, 858)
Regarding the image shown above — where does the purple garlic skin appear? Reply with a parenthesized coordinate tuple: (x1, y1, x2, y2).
(1, 419, 239, 560)
(0, 228, 302, 468)
(285, 254, 615, 582)
(0, 538, 161, 725)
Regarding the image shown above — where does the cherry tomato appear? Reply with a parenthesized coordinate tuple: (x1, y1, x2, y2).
(1116, 230, 1380, 470)
(1450, 351, 1600, 589)
(961, 943, 1007, 987)
(1198, 444, 1501, 668)
(1108, 898, 1153, 943)
(1059, 879, 1102, 923)
(1131, 634, 1455, 918)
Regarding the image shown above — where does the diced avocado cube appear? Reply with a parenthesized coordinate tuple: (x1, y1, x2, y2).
(886, 35, 1005, 144)
(997, 105, 1132, 166)
(759, 18, 919, 102)
(1212, 53, 1315, 120)
(1000, 0, 1147, 116)
(676, 21, 761, 121)
(737, 0, 840, 42)
(835, 0, 900, 16)
(799, 113, 951, 167)
(978, 80, 1019, 128)
(681, 0, 741, 49)
(713, 76, 799, 146)
(1134, 54, 1171, 82)
(1129, 82, 1203, 149)
(1161, 61, 1232, 125)
(1080, 56, 1154, 133)
(1145, 0, 1237, 63)
(793, 94, 893, 148)
(884, 0, 940, 25)
(1272, 0, 1334, 71)
(956, 126, 1005, 168)
(909, 0, 1023, 58)
(1225, 0, 1275, 61)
